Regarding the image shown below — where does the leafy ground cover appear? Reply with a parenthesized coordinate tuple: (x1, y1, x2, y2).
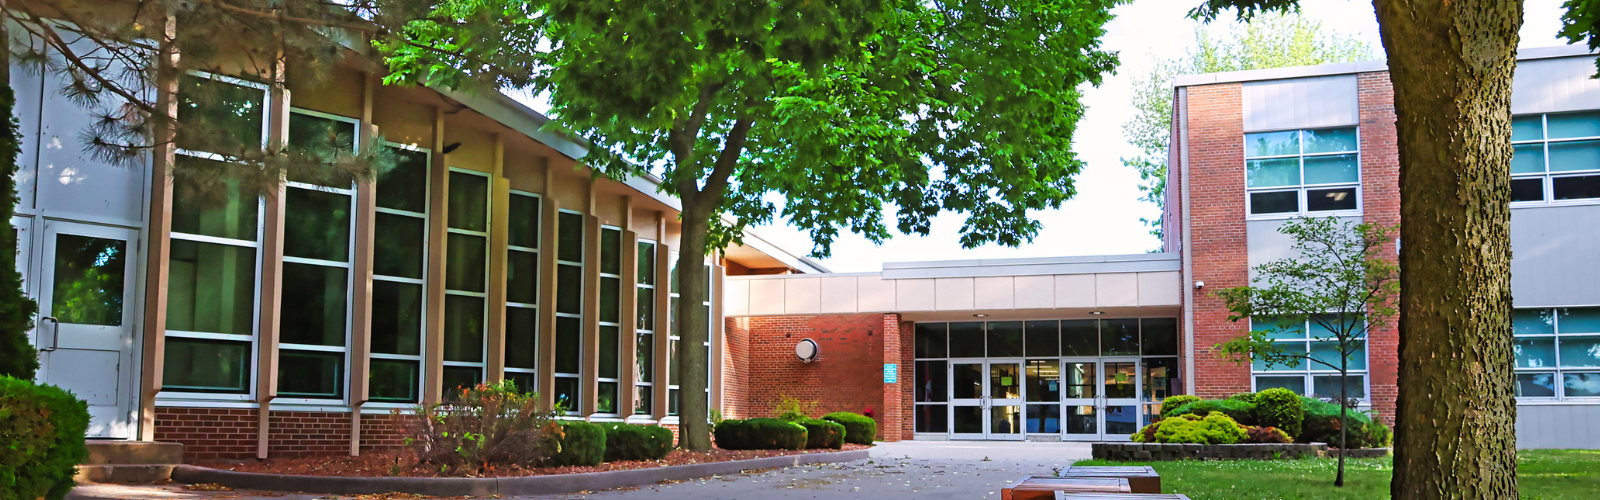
(1076, 449, 1600, 499)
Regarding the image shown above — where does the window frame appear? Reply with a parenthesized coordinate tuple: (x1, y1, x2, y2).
(1246, 315, 1372, 405)
(442, 167, 492, 387)
(553, 208, 585, 414)
(1243, 127, 1363, 219)
(365, 141, 432, 407)
(503, 190, 542, 393)
(1512, 307, 1600, 401)
(633, 239, 657, 416)
(595, 225, 624, 416)
(1509, 112, 1600, 207)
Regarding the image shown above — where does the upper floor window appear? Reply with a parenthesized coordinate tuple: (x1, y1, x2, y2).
(1244, 127, 1360, 216)
(1513, 307, 1600, 400)
(1510, 112, 1600, 204)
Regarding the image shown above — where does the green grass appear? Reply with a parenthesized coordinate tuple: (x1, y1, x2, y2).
(1075, 449, 1600, 499)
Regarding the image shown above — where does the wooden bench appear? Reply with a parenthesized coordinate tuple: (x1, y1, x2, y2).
(1055, 465, 1161, 493)
(1001, 476, 1130, 500)
(1052, 493, 1191, 500)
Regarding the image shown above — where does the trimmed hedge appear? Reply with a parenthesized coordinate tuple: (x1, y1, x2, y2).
(1228, 392, 1258, 404)
(601, 423, 673, 462)
(1168, 398, 1257, 425)
(714, 418, 807, 450)
(1131, 412, 1247, 444)
(552, 421, 606, 466)
(800, 419, 844, 449)
(1299, 397, 1391, 448)
(822, 412, 876, 445)
(0, 376, 89, 500)
(1157, 395, 1201, 419)
(1251, 388, 1304, 438)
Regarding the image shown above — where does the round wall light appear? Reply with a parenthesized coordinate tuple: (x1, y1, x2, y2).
(795, 338, 820, 363)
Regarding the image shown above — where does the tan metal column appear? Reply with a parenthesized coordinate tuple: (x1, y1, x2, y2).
(347, 73, 379, 456)
(422, 107, 449, 404)
(137, 17, 180, 442)
(580, 183, 600, 416)
(536, 164, 558, 409)
(486, 135, 510, 382)
(255, 70, 292, 460)
(710, 263, 725, 414)
(652, 214, 671, 420)
(619, 225, 638, 417)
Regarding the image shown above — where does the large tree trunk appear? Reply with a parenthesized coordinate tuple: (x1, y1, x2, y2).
(675, 207, 712, 452)
(1375, 1, 1521, 498)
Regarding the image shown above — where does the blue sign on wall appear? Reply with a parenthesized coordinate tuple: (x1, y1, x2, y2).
(884, 363, 898, 384)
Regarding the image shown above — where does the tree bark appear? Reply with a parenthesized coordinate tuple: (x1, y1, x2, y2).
(1375, 1, 1521, 498)
(675, 203, 712, 452)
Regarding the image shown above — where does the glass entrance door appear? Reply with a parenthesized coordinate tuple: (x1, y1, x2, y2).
(949, 359, 1024, 440)
(1062, 358, 1143, 441)
(1101, 358, 1142, 441)
(1062, 359, 1099, 440)
(950, 361, 985, 439)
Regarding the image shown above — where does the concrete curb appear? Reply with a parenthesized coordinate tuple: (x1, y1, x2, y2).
(171, 449, 871, 496)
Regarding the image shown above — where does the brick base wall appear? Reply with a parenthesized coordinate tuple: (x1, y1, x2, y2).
(723, 318, 752, 419)
(156, 407, 410, 461)
(735, 313, 894, 439)
(154, 407, 260, 461)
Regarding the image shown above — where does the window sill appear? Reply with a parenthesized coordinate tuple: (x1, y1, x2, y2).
(1245, 210, 1363, 221)
(1515, 398, 1600, 406)
(1511, 198, 1600, 210)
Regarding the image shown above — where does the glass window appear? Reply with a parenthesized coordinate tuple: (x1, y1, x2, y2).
(505, 192, 541, 389)
(1024, 321, 1058, 357)
(507, 250, 539, 305)
(278, 350, 343, 399)
(948, 322, 984, 358)
(162, 338, 250, 393)
(509, 195, 540, 249)
(51, 234, 127, 326)
(916, 323, 948, 358)
(1250, 314, 1369, 402)
(1141, 318, 1178, 356)
(369, 360, 419, 403)
(278, 262, 348, 346)
(443, 170, 489, 385)
(986, 322, 1023, 357)
(600, 325, 620, 378)
(1100, 319, 1139, 356)
(444, 234, 488, 293)
(1510, 112, 1600, 203)
(374, 213, 425, 279)
(506, 307, 538, 369)
(1244, 127, 1360, 215)
(1061, 320, 1098, 356)
(371, 281, 422, 356)
(377, 148, 429, 213)
(447, 172, 489, 232)
(915, 360, 948, 403)
(1514, 307, 1600, 399)
(176, 74, 265, 155)
(558, 212, 584, 263)
(165, 155, 261, 397)
(634, 240, 657, 414)
(171, 157, 259, 241)
(283, 188, 352, 262)
(166, 241, 256, 335)
(1024, 360, 1059, 402)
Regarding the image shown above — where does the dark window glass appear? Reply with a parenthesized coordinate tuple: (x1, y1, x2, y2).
(600, 277, 620, 323)
(1516, 373, 1556, 398)
(1025, 359, 1060, 402)
(1141, 318, 1178, 356)
(555, 316, 581, 374)
(1249, 191, 1298, 214)
(637, 243, 656, 285)
(636, 288, 654, 331)
(505, 372, 537, 395)
(445, 234, 487, 293)
(166, 240, 256, 335)
(948, 322, 984, 358)
(162, 338, 250, 393)
(556, 264, 582, 314)
(447, 172, 488, 232)
(1024, 321, 1058, 357)
(669, 338, 680, 386)
(377, 148, 428, 213)
(915, 360, 947, 403)
(952, 406, 982, 433)
(507, 250, 538, 305)
(176, 75, 264, 154)
(371, 281, 422, 355)
(373, 213, 424, 279)
(1306, 187, 1358, 212)
(915, 405, 948, 433)
(506, 307, 538, 369)
(369, 359, 418, 403)
(558, 212, 584, 263)
(1101, 319, 1139, 356)
(1144, 358, 1177, 401)
(986, 322, 1023, 357)
(915, 323, 948, 358)
(1027, 405, 1060, 434)
(1061, 320, 1098, 356)
(1255, 375, 1306, 395)
(600, 325, 620, 378)
(600, 228, 622, 275)
(509, 194, 539, 249)
(1553, 174, 1600, 200)
(287, 112, 356, 152)
(1511, 177, 1545, 202)
(172, 157, 258, 241)
(279, 262, 348, 346)
(554, 376, 580, 411)
(443, 366, 481, 395)
(443, 295, 484, 362)
(952, 363, 983, 399)
(636, 333, 654, 383)
(278, 350, 343, 398)
(51, 234, 127, 326)
(633, 385, 653, 415)
(668, 388, 680, 416)
(284, 188, 351, 262)
(597, 382, 619, 414)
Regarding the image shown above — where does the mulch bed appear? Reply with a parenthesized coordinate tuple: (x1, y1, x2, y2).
(193, 444, 870, 479)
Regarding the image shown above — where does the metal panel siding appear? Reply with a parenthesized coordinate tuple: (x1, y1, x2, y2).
(934, 278, 975, 311)
(818, 276, 859, 314)
(973, 277, 1015, 310)
(858, 275, 897, 312)
(1511, 205, 1600, 307)
(1246, 216, 1363, 279)
(747, 279, 785, 315)
(1054, 275, 1096, 308)
(1137, 272, 1182, 306)
(1242, 75, 1358, 132)
(1013, 275, 1055, 309)
(1516, 404, 1600, 449)
(896, 279, 936, 311)
(724, 280, 750, 316)
(1512, 57, 1600, 115)
(783, 278, 821, 314)
(1094, 273, 1139, 307)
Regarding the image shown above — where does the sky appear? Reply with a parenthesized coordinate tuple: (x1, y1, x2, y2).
(513, 0, 1573, 273)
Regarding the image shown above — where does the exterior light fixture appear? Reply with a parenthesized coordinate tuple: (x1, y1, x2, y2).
(795, 338, 820, 363)
(973, 314, 989, 317)
(1091, 311, 1105, 315)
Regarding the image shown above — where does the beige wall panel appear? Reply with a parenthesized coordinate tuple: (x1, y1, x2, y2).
(857, 275, 896, 312)
(662, 221, 683, 248)
(285, 67, 364, 118)
(896, 279, 936, 311)
(973, 277, 1014, 310)
(1095, 273, 1139, 307)
(594, 192, 627, 226)
(747, 279, 785, 316)
(818, 276, 860, 314)
(503, 148, 548, 193)
(724, 280, 750, 316)
(370, 95, 435, 147)
(1137, 272, 1182, 306)
(783, 278, 821, 315)
(629, 208, 659, 236)
(443, 126, 496, 172)
(546, 170, 591, 209)
(1054, 274, 1096, 308)
(1013, 275, 1054, 309)
(934, 278, 974, 311)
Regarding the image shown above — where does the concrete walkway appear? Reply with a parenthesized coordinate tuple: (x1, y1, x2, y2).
(67, 440, 1094, 500)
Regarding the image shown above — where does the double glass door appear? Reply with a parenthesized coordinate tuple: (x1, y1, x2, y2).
(1062, 358, 1143, 441)
(950, 359, 1024, 440)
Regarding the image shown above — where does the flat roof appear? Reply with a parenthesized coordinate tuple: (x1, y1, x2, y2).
(1173, 44, 1598, 88)
(880, 252, 1180, 279)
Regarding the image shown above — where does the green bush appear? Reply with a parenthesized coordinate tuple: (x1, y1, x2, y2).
(552, 421, 607, 466)
(1229, 392, 1258, 404)
(714, 418, 807, 450)
(1168, 398, 1257, 425)
(0, 376, 89, 500)
(1134, 412, 1247, 444)
(601, 423, 672, 462)
(1243, 426, 1293, 443)
(799, 419, 845, 449)
(1158, 395, 1201, 419)
(773, 395, 819, 422)
(1251, 388, 1304, 439)
(400, 381, 556, 475)
(1298, 397, 1390, 448)
(822, 412, 877, 445)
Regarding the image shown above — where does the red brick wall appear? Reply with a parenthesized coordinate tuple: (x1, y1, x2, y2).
(157, 407, 411, 461)
(879, 314, 903, 442)
(1184, 83, 1253, 399)
(154, 407, 259, 461)
(722, 317, 752, 419)
(1359, 71, 1400, 425)
(738, 313, 891, 439)
(898, 320, 916, 440)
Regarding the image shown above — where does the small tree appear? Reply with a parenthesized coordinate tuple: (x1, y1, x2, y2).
(1214, 216, 1397, 487)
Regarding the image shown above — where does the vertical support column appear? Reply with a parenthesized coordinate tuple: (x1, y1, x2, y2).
(536, 164, 558, 409)
(580, 184, 600, 417)
(137, 17, 180, 442)
(422, 107, 449, 404)
(255, 66, 292, 459)
(619, 206, 638, 418)
(710, 264, 725, 415)
(881, 313, 903, 442)
(486, 135, 510, 382)
(652, 214, 671, 420)
(347, 73, 379, 456)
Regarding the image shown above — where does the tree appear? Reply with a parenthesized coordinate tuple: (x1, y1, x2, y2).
(382, 0, 1120, 450)
(0, 20, 41, 380)
(1191, 1, 1527, 498)
(1214, 216, 1398, 487)
(1123, 12, 1370, 242)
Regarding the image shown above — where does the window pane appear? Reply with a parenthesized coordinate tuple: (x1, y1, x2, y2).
(1100, 319, 1138, 356)
(177, 75, 264, 154)
(373, 213, 425, 279)
(1511, 177, 1545, 202)
(507, 250, 538, 305)
(1306, 187, 1358, 212)
(1512, 115, 1544, 142)
(1548, 140, 1600, 172)
(1024, 321, 1058, 357)
(1026, 404, 1060, 434)
(916, 323, 948, 358)
(633, 385, 653, 415)
(1515, 308, 1556, 335)
(1558, 335, 1600, 368)
(284, 188, 351, 262)
(1141, 318, 1178, 356)
(1559, 307, 1600, 333)
(172, 157, 258, 241)
(1562, 373, 1600, 397)
(443, 366, 481, 395)
(555, 316, 581, 374)
(636, 288, 654, 331)
(443, 295, 484, 363)
(916, 405, 948, 433)
(554, 376, 579, 412)
(597, 382, 618, 414)
(1512, 144, 1546, 174)
(600, 277, 620, 323)
(600, 228, 621, 275)
(600, 325, 620, 378)
(509, 194, 539, 249)
(506, 307, 538, 369)
(1245, 130, 1299, 157)
(166, 240, 256, 335)
(1249, 191, 1298, 214)
(916, 360, 948, 402)
(288, 112, 356, 152)
(636, 333, 654, 383)
(1516, 373, 1557, 398)
(1144, 358, 1176, 401)
(636, 243, 655, 285)
(986, 321, 1023, 357)
(371, 281, 422, 355)
(1254, 342, 1304, 371)
(668, 296, 678, 337)
(1255, 375, 1305, 395)
(1061, 320, 1098, 356)
(447, 172, 488, 232)
(278, 350, 343, 398)
(51, 234, 126, 326)
(1024, 360, 1059, 402)
(279, 262, 347, 347)
(1063, 362, 1096, 399)
(1311, 341, 1366, 370)
(1246, 158, 1300, 188)
(369, 360, 418, 403)
(1255, 316, 1305, 339)
(1303, 127, 1357, 154)
(1103, 362, 1136, 399)
(556, 264, 582, 315)
(1554, 175, 1600, 200)
(162, 338, 250, 393)
(668, 388, 679, 416)
(1546, 111, 1600, 139)
(377, 148, 429, 213)
(445, 234, 487, 293)
(1515, 337, 1556, 369)
(948, 322, 984, 357)
(558, 212, 584, 263)
(1303, 154, 1358, 184)
(1310, 314, 1363, 339)
(505, 372, 537, 395)
(1312, 375, 1364, 400)
(952, 363, 982, 399)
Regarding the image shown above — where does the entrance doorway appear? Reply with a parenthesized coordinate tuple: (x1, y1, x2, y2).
(949, 359, 1025, 440)
(1062, 358, 1144, 441)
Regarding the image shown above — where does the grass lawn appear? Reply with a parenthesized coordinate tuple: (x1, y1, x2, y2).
(1075, 449, 1600, 499)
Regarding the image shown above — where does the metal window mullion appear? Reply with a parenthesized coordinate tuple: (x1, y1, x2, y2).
(376, 207, 425, 218)
(167, 330, 254, 342)
(374, 275, 424, 285)
(170, 232, 258, 248)
(280, 343, 346, 353)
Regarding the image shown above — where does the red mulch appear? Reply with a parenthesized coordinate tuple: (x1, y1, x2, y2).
(193, 444, 870, 478)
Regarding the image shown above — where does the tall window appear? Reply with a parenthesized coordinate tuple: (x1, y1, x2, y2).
(504, 192, 541, 393)
(597, 227, 623, 414)
(162, 73, 268, 397)
(443, 169, 490, 391)
(1249, 315, 1368, 401)
(276, 110, 358, 401)
(1514, 307, 1600, 400)
(554, 210, 584, 412)
(1244, 127, 1360, 216)
(633, 240, 656, 415)
(665, 255, 712, 416)
(1510, 112, 1600, 203)
(369, 144, 431, 404)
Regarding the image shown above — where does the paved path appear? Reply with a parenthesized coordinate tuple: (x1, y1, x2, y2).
(68, 441, 1093, 500)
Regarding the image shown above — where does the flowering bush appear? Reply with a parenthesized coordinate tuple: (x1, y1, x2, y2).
(1243, 425, 1293, 443)
(399, 380, 558, 475)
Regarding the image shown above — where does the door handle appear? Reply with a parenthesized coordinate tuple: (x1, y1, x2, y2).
(38, 316, 59, 352)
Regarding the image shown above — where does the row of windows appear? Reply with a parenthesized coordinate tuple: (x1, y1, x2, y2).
(913, 318, 1179, 360)
(1249, 315, 1368, 401)
(1514, 307, 1600, 400)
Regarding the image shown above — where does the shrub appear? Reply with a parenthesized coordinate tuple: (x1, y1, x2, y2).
(773, 395, 819, 422)
(1243, 426, 1293, 444)
(398, 380, 556, 475)
(800, 419, 845, 449)
(1229, 392, 1258, 404)
(1143, 412, 1247, 444)
(1251, 388, 1304, 439)
(0, 376, 89, 500)
(1157, 395, 1201, 419)
(1298, 397, 1391, 448)
(714, 418, 807, 450)
(822, 412, 877, 445)
(551, 421, 607, 466)
(1130, 422, 1160, 443)
(1168, 398, 1257, 425)
(601, 423, 672, 462)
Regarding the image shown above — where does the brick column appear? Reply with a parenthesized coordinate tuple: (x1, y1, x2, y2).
(880, 314, 902, 442)
(1187, 83, 1252, 399)
(899, 319, 916, 440)
(1358, 71, 1400, 425)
